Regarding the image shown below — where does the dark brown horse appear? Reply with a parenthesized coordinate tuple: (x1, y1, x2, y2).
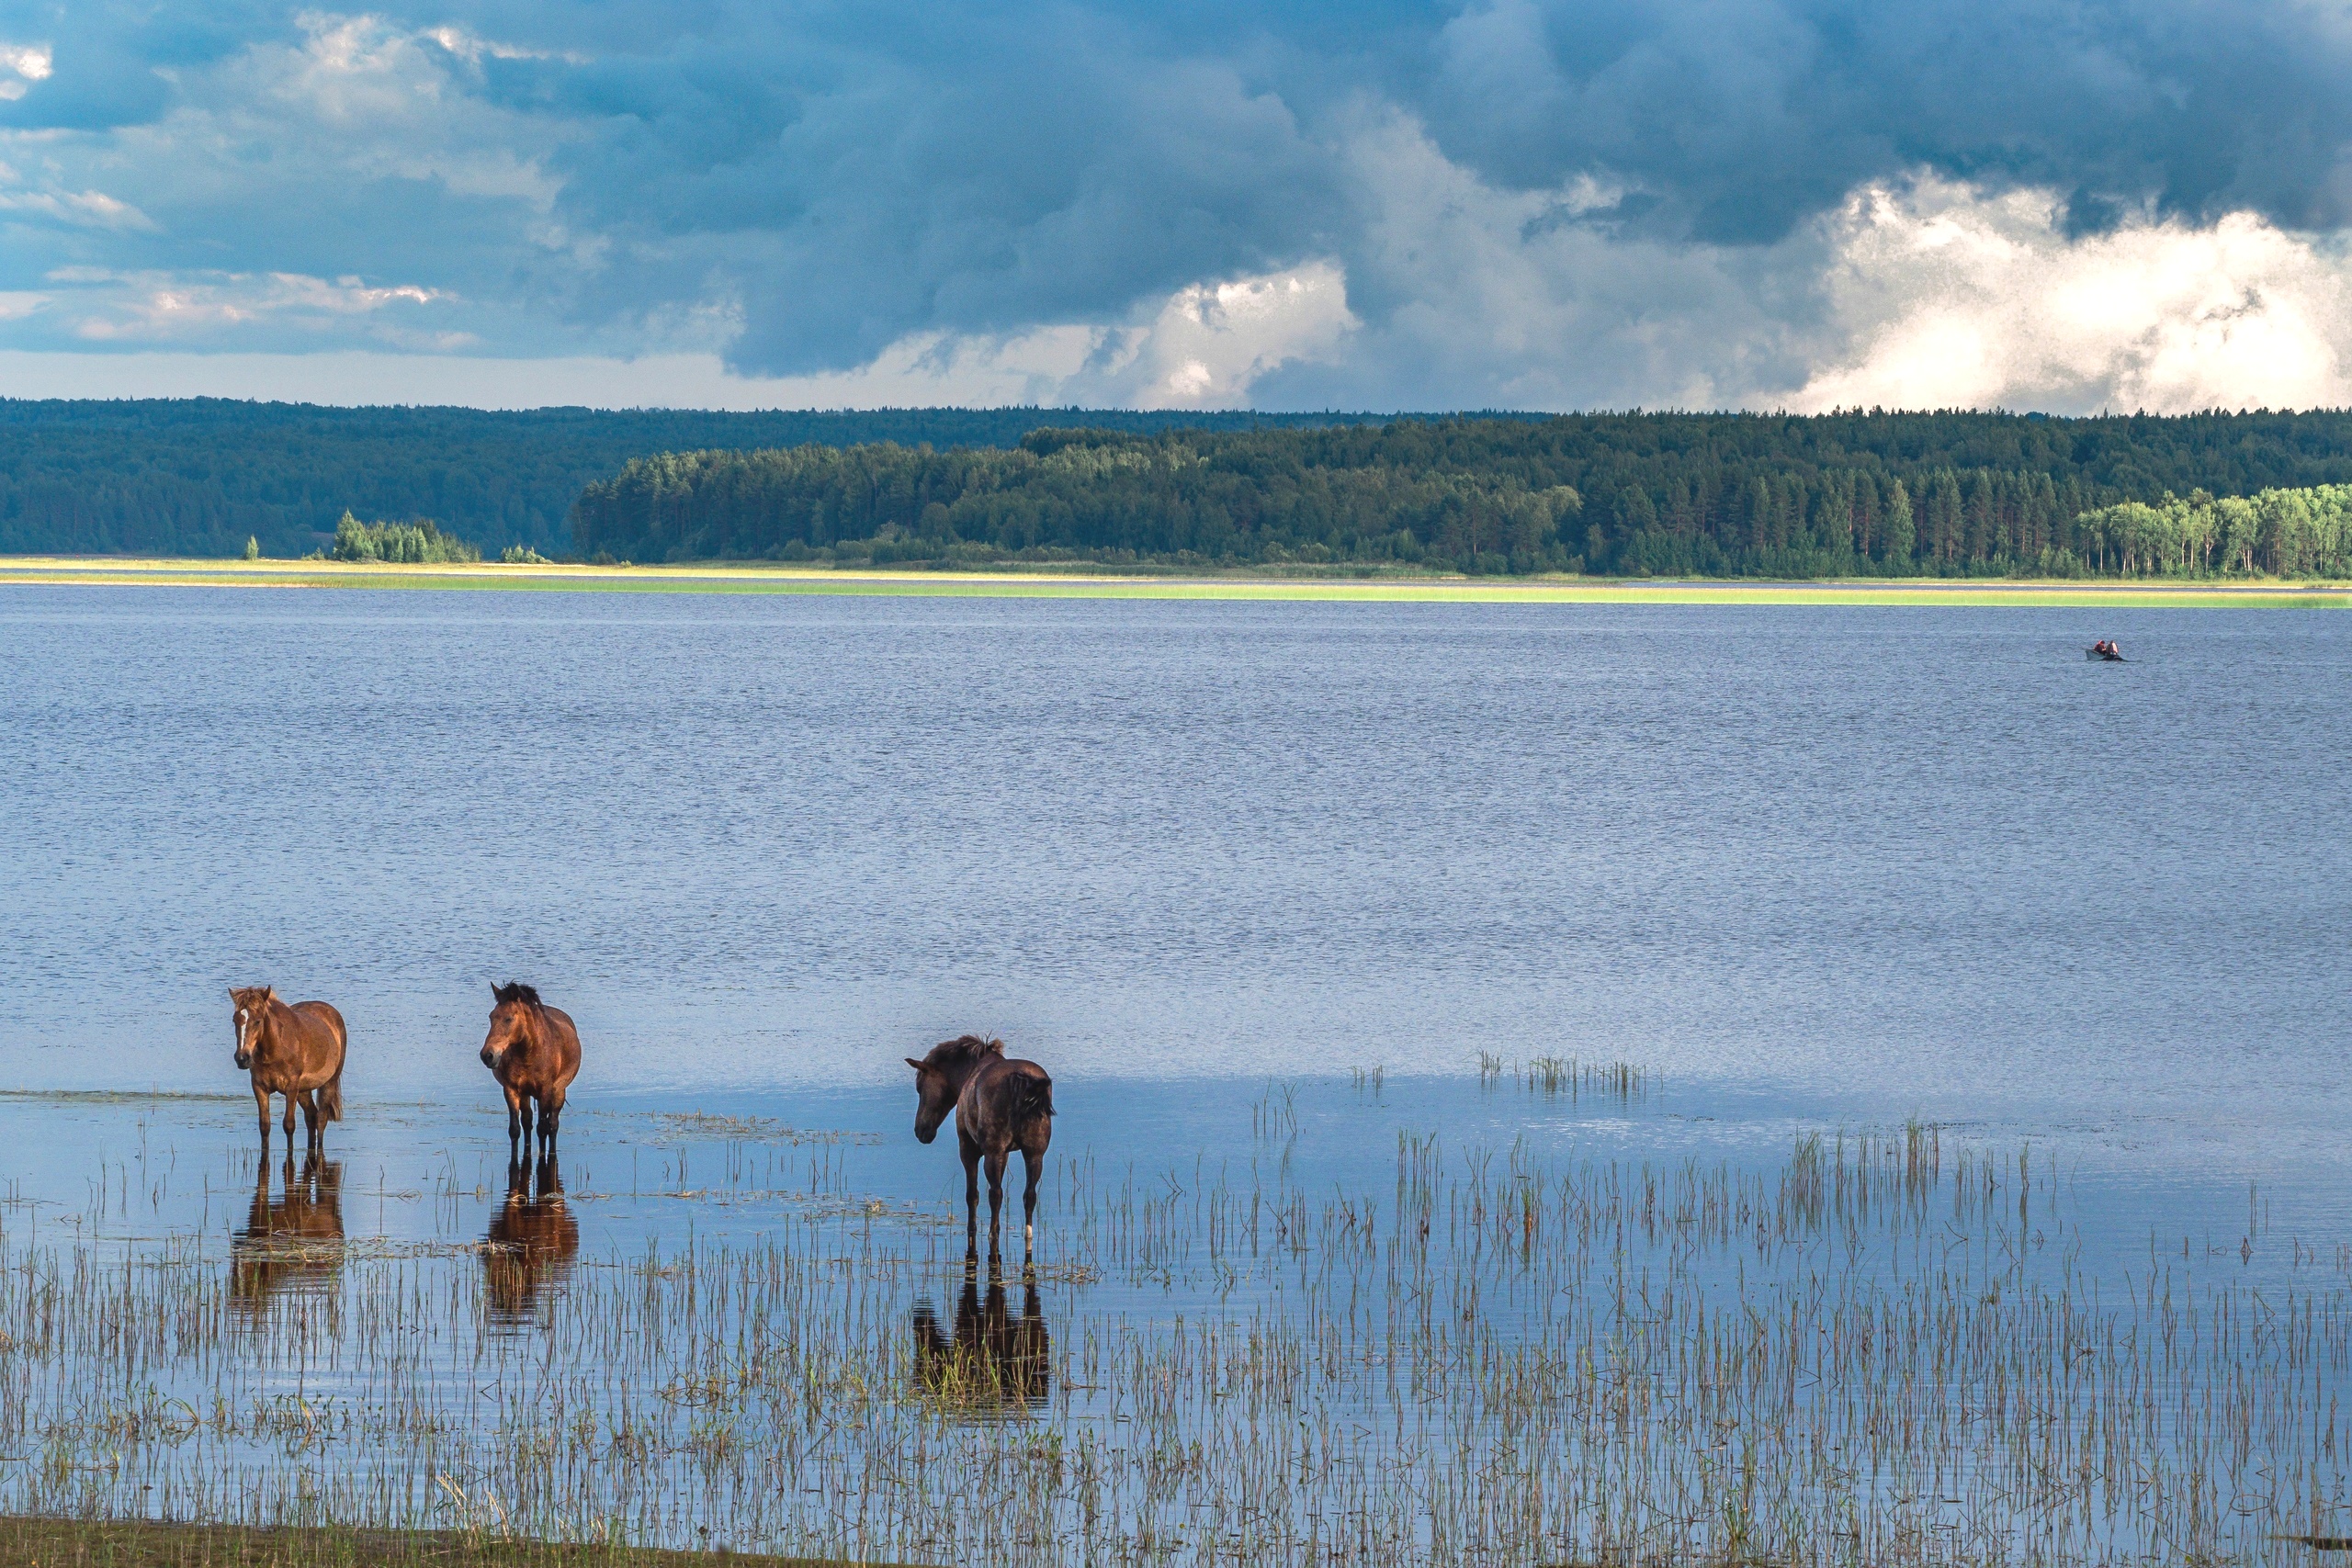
(480, 982, 581, 1157)
(231, 1153, 344, 1315)
(906, 1034, 1054, 1258)
(911, 1262, 1049, 1409)
(482, 1155, 580, 1326)
(228, 986, 346, 1153)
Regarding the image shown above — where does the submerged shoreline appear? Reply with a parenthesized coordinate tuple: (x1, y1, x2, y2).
(0, 1517, 902, 1566)
(0, 554, 2346, 606)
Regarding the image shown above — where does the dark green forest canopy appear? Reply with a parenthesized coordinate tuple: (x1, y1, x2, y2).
(0, 400, 1382, 558)
(573, 412, 2352, 578)
(13, 400, 2352, 576)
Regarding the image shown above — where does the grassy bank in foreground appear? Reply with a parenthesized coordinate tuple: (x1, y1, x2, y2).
(0, 1517, 910, 1567)
(0, 555, 2345, 607)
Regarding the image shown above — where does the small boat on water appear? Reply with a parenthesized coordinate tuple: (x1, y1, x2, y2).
(2086, 639, 2124, 661)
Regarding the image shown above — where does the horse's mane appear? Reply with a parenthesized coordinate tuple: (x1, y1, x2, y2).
(926, 1033, 1004, 1065)
(494, 981, 544, 1010)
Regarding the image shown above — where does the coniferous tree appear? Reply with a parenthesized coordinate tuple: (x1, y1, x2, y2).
(1964, 470, 1997, 564)
(1853, 472, 1882, 561)
(1747, 478, 1776, 556)
(1927, 472, 1965, 569)
(1882, 479, 1917, 571)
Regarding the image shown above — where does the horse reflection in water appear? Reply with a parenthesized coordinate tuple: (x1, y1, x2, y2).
(482, 1156, 580, 1327)
(231, 1155, 345, 1315)
(911, 1261, 1050, 1411)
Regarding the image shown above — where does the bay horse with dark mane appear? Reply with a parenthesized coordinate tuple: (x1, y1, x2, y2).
(906, 1035, 1054, 1258)
(480, 983, 581, 1157)
(228, 986, 346, 1153)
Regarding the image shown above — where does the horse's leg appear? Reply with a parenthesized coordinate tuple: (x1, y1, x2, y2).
(502, 1085, 524, 1156)
(298, 1089, 321, 1147)
(984, 1150, 1009, 1261)
(253, 1084, 272, 1154)
(516, 1097, 536, 1154)
(1021, 1147, 1044, 1258)
(540, 1089, 563, 1155)
(280, 1090, 299, 1145)
(958, 1133, 982, 1258)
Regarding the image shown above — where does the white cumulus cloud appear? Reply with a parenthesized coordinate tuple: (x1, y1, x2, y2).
(1080, 263, 1357, 409)
(0, 42, 50, 101)
(51, 268, 451, 344)
(1787, 180, 2352, 413)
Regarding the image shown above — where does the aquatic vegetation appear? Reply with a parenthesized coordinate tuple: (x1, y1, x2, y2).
(0, 1112, 2344, 1566)
(644, 1112, 880, 1147)
(0, 1516, 910, 1566)
(1510, 1055, 1650, 1101)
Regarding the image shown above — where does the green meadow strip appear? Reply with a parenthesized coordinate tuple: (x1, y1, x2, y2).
(0, 556, 2344, 606)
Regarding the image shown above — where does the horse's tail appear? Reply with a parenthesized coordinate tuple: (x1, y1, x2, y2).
(1019, 1073, 1055, 1126)
(320, 1060, 345, 1123)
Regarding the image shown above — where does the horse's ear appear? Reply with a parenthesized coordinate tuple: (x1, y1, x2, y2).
(985, 1037, 1006, 1055)
(264, 986, 277, 1003)
(905, 1056, 924, 1072)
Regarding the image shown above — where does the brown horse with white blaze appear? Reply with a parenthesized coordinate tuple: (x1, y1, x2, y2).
(228, 987, 346, 1153)
(907, 1034, 1054, 1258)
(481, 982, 581, 1157)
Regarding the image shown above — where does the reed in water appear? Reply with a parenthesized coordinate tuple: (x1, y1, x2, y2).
(0, 1111, 2343, 1567)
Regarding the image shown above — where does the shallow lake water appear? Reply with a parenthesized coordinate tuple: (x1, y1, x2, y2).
(1, 586, 2349, 1564)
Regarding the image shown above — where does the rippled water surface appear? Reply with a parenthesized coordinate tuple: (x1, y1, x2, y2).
(6, 589, 2348, 1122)
(2, 585, 2349, 1563)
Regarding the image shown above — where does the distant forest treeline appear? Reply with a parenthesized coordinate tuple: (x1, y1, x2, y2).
(574, 412, 2352, 577)
(11, 400, 2352, 576)
(0, 400, 1374, 558)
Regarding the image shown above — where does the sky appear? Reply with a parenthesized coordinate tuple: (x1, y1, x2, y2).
(4, 1, 2352, 412)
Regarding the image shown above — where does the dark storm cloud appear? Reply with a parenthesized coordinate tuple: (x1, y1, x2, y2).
(5, 0, 2352, 385)
(1419, 0, 2352, 243)
(456, 6, 1350, 369)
